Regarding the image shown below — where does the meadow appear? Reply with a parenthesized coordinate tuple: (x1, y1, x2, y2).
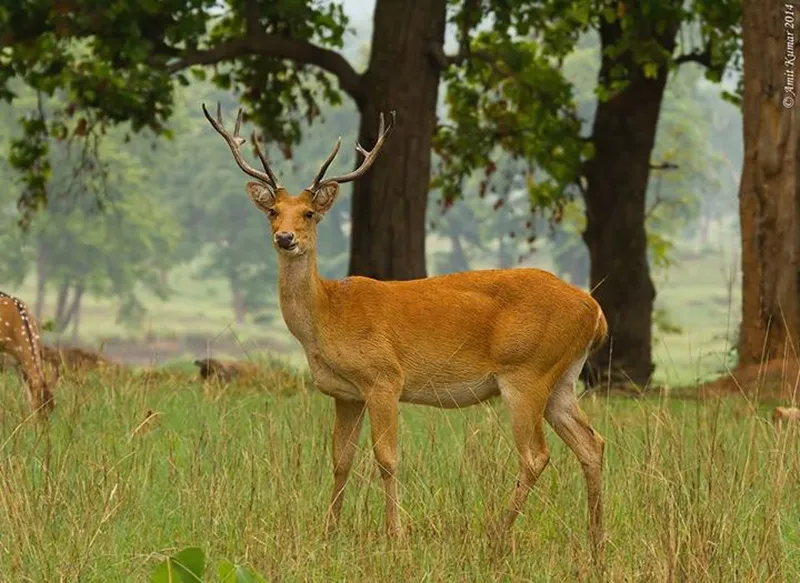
(1, 363, 798, 581)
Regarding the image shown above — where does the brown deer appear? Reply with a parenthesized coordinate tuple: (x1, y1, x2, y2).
(202, 103, 608, 559)
(0, 291, 58, 417)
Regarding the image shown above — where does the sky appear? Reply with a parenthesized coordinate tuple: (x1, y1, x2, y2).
(340, 0, 376, 29)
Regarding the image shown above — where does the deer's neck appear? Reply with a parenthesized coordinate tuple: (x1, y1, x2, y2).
(277, 251, 327, 348)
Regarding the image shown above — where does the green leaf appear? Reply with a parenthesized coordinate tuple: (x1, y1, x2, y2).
(642, 63, 659, 79)
(217, 560, 266, 583)
(150, 547, 206, 583)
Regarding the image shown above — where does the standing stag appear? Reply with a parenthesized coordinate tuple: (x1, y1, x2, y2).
(202, 103, 608, 559)
(0, 291, 58, 418)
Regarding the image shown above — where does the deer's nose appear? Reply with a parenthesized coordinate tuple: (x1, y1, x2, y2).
(274, 231, 296, 249)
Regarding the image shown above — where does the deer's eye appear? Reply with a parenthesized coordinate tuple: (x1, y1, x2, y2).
(266, 208, 278, 218)
(304, 210, 315, 220)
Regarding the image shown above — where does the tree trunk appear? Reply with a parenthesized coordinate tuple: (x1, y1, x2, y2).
(347, 0, 447, 280)
(737, 0, 800, 368)
(70, 287, 84, 342)
(230, 276, 246, 325)
(35, 242, 48, 319)
(57, 283, 84, 333)
(447, 217, 470, 272)
(582, 17, 678, 387)
(54, 281, 69, 329)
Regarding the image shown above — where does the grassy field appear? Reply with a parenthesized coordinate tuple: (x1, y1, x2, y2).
(1, 362, 798, 581)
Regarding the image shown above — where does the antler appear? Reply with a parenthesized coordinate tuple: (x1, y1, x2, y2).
(307, 110, 396, 194)
(201, 102, 281, 189)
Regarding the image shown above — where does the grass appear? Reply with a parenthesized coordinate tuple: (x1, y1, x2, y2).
(1, 363, 798, 581)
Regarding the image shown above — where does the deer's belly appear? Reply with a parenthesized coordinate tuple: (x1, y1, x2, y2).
(400, 376, 499, 409)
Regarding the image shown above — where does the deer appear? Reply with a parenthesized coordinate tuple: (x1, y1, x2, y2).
(0, 291, 58, 418)
(202, 103, 609, 560)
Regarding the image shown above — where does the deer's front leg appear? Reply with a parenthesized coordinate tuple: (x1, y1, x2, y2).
(325, 398, 366, 533)
(365, 393, 401, 537)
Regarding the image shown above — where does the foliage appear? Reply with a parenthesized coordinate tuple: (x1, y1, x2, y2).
(150, 547, 265, 583)
(0, 89, 182, 330)
(436, 0, 741, 241)
(433, 30, 587, 223)
(151, 547, 206, 583)
(0, 0, 353, 224)
(430, 26, 742, 283)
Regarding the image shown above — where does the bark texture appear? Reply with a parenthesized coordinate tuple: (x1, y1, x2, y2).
(737, 0, 800, 368)
(347, 0, 448, 280)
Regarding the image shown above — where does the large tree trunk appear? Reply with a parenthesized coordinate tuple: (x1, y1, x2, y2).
(582, 17, 678, 387)
(737, 0, 800, 368)
(347, 0, 447, 280)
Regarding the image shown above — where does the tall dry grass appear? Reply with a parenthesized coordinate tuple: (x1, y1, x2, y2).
(0, 364, 797, 581)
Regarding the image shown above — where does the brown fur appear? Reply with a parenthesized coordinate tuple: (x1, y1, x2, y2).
(0, 292, 58, 417)
(206, 107, 608, 561)
(43, 345, 118, 373)
(772, 406, 800, 422)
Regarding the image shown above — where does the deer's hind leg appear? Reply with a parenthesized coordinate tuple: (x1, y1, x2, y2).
(9, 344, 40, 413)
(545, 352, 605, 560)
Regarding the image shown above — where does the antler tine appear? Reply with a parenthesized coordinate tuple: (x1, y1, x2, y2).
(251, 132, 281, 188)
(201, 102, 281, 188)
(310, 110, 396, 192)
(234, 109, 243, 142)
(307, 137, 343, 192)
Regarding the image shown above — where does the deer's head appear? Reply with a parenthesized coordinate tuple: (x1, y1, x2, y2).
(202, 103, 394, 258)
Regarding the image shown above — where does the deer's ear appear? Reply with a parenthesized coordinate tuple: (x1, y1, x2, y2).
(246, 181, 276, 210)
(311, 182, 339, 214)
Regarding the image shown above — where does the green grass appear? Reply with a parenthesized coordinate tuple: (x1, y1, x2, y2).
(1, 364, 797, 581)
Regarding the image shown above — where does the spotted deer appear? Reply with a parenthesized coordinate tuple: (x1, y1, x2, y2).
(202, 103, 608, 560)
(0, 291, 58, 417)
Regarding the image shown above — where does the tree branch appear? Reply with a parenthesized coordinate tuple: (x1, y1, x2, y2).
(674, 48, 712, 67)
(429, 0, 481, 70)
(649, 161, 679, 171)
(166, 33, 366, 108)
